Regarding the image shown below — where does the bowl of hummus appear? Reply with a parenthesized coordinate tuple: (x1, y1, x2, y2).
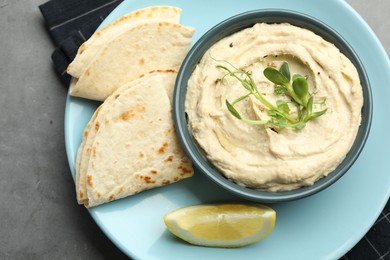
(173, 9, 372, 202)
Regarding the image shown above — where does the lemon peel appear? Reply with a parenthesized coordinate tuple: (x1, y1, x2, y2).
(163, 202, 276, 248)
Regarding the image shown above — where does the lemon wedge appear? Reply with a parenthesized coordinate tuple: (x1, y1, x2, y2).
(163, 202, 276, 248)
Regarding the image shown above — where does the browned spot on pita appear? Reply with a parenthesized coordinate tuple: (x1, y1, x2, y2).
(149, 69, 177, 74)
(158, 142, 169, 154)
(174, 176, 179, 181)
(150, 169, 158, 174)
(116, 15, 127, 23)
(139, 152, 145, 158)
(118, 186, 124, 194)
(97, 192, 101, 198)
(87, 175, 93, 187)
(139, 58, 145, 65)
(114, 94, 120, 99)
(181, 167, 192, 175)
(178, 161, 193, 176)
(145, 178, 155, 184)
(181, 158, 190, 164)
(108, 194, 115, 201)
(79, 43, 86, 54)
(100, 47, 108, 57)
(119, 111, 132, 121)
(164, 155, 174, 162)
(119, 106, 146, 121)
(92, 146, 97, 158)
(104, 119, 109, 124)
(91, 106, 102, 121)
(161, 21, 175, 28)
(162, 180, 170, 185)
(79, 191, 84, 199)
(134, 10, 141, 17)
(101, 13, 130, 32)
(95, 121, 100, 131)
(83, 130, 89, 138)
(164, 128, 173, 136)
(136, 70, 177, 84)
(139, 175, 155, 184)
(85, 69, 90, 77)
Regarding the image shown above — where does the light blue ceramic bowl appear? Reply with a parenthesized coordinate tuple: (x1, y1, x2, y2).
(173, 9, 372, 203)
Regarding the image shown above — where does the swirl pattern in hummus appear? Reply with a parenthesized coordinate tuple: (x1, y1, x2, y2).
(185, 23, 363, 192)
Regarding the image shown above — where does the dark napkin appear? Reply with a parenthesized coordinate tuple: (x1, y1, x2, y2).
(39, 0, 390, 258)
(39, 0, 123, 85)
(343, 199, 390, 260)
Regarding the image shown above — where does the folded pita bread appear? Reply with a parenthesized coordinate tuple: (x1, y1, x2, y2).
(68, 21, 195, 101)
(75, 106, 105, 203)
(76, 71, 193, 207)
(76, 70, 177, 204)
(67, 6, 182, 78)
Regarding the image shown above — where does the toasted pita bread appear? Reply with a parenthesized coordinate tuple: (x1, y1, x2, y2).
(68, 22, 194, 101)
(75, 70, 178, 204)
(75, 105, 106, 203)
(76, 71, 193, 207)
(67, 6, 182, 78)
(75, 121, 90, 202)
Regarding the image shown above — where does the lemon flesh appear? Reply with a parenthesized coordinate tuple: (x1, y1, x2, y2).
(164, 203, 276, 248)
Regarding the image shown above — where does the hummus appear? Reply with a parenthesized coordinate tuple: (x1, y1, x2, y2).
(185, 23, 363, 192)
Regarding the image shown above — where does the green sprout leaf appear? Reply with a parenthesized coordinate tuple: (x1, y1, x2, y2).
(294, 121, 306, 129)
(292, 74, 304, 81)
(307, 96, 314, 115)
(308, 109, 328, 121)
(279, 62, 291, 81)
(263, 67, 290, 85)
(226, 100, 241, 119)
(274, 85, 286, 95)
(276, 100, 290, 114)
(292, 75, 309, 106)
(217, 61, 327, 130)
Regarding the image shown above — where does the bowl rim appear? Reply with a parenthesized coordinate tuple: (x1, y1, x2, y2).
(173, 8, 373, 203)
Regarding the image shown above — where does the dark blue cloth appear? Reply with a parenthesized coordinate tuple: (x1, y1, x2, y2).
(343, 199, 390, 260)
(39, 0, 123, 85)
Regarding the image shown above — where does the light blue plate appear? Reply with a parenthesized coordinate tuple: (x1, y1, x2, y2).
(64, 0, 390, 259)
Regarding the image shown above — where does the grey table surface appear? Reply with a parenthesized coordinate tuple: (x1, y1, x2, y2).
(0, 0, 389, 259)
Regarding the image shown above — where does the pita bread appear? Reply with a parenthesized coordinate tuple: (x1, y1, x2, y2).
(75, 106, 105, 203)
(75, 70, 177, 204)
(68, 21, 195, 101)
(67, 6, 182, 78)
(75, 121, 90, 202)
(76, 71, 193, 207)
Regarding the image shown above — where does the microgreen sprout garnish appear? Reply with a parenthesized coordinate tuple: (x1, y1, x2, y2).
(217, 62, 327, 130)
